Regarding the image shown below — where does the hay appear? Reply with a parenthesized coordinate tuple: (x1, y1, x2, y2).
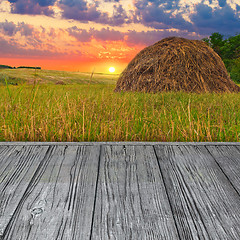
(115, 37, 240, 93)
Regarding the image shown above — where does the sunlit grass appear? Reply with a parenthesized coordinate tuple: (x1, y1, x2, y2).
(1, 82, 240, 142)
(0, 68, 119, 85)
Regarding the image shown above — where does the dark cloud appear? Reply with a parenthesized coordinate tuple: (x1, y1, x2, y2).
(91, 27, 124, 41)
(0, 20, 34, 36)
(67, 26, 124, 42)
(190, 3, 240, 35)
(97, 4, 130, 25)
(37, 0, 56, 7)
(134, 0, 194, 32)
(4, 0, 240, 38)
(193, 3, 212, 20)
(66, 25, 203, 47)
(60, 0, 87, 9)
(132, 0, 239, 36)
(60, 1, 131, 26)
(218, 0, 226, 8)
(0, 20, 17, 36)
(134, 0, 181, 11)
(18, 22, 34, 36)
(0, 35, 65, 58)
(104, 0, 119, 2)
(60, 0, 101, 22)
(67, 26, 92, 42)
(8, 0, 55, 15)
(61, 3, 101, 22)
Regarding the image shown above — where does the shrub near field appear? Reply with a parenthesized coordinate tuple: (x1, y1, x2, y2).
(0, 83, 240, 142)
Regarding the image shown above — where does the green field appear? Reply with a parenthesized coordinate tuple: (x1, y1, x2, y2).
(0, 68, 119, 85)
(1, 69, 240, 142)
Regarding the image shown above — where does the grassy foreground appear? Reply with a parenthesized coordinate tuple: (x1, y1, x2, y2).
(1, 81, 240, 142)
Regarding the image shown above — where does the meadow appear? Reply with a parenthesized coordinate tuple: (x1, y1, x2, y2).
(0, 69, 240, 142)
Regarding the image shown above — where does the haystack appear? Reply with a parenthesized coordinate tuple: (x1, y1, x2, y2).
(115, 37, 240, 93)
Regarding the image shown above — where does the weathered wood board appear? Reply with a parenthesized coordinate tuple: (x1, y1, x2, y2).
(1, 145, 100, 240)
(92, 145, 179, 239)
(206, 145, 240, 195)
(0, 145, 49, 237)
(154, 145, 240, 240)
(0, 143, 240, 240)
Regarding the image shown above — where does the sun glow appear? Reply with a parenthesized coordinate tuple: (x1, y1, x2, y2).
(109, 67, 115, 73)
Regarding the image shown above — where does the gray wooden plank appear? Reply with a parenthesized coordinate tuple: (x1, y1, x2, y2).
(0, 146, 12, 157)
(0, 145, 49, 238)
(154, 145, 240, 240)
(206, 145, 240, 195)
(1, 142, 240, 146)
(2, 145, 100, 240)
(92, 145, 179, 240)
(0, 146, 18, 166)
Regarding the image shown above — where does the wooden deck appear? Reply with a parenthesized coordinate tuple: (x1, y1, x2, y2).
(0, 142, 240, 240)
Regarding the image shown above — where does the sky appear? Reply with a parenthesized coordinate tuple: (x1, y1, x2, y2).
(0, 0, 239, 73)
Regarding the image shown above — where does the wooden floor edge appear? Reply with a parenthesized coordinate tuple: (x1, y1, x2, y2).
(0, 142, 240, 146)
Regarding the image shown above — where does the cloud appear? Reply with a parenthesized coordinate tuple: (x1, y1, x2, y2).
(132, 0, 240, 36)
(60, 1, 131, 26)
(0, 20, 34, 36)
(91, 27, 124, 41)
(67, 26, 92, 42)
(67, 26, 124, 42)
(3, 0, 240, 44)
(37, 0, 56, 7)
(60, 0, 87, 9)
(104, 0, 119, 2)
(133, 0, 194, 32)
(96, 4, 132, 26)
(0, 20, 17, 36)
(126, 30, 201, 46)
(193, 3, 212, 20)
(190, 3, 240, 35)
(18, 22, 34, 36)
(8, 0, 55, 15)
(66, 25, 203, 47)
(60, 0, 102, 22)
(218, 0, 226, 8)
(0, 35, 66, 58)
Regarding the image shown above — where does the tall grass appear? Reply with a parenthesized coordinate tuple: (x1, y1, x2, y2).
(0, 83, 240, 141)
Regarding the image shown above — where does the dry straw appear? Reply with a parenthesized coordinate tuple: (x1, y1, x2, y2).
(115, 37, 240, 93)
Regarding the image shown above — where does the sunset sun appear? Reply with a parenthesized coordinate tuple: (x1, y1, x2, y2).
(109, 67, 115, 73)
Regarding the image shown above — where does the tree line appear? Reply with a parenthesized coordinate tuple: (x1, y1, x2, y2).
(0, 65, 41, 70)
(202, 32, 240, 83)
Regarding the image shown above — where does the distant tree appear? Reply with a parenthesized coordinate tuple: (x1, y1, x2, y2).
(221, 34, 240, 59)
(229, 58, 240, 81)
(17, 66, 41, 69)
(202, 37, 210, 46)
(202, 32, 240, 83)
(0, 65, 13, 69)
(202, 33, 225, 56)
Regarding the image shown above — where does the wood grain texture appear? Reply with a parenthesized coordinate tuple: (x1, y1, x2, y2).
(206, 145, 240, 195)
(0, 145, 49, 238)
(2, 145, 100, 240)
(154, 145, 240, 240)
(92, 145, 179, 240)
